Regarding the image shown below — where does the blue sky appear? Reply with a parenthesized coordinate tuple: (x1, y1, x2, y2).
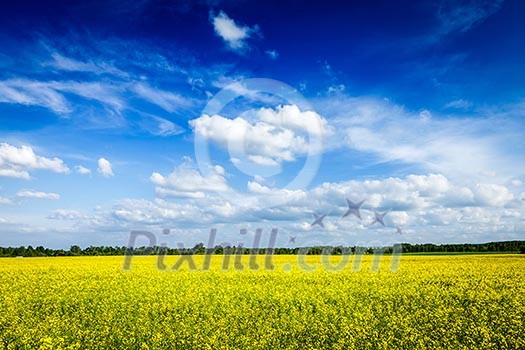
(0, 0, 524, 248)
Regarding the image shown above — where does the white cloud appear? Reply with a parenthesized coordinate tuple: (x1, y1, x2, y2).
(190, 105, 328, 171)
(0, 143, 69, 179)
(253, 175, 266, 183)
(257, 105, 329, 137)
(0, 169, 30, 179)
(47, 209, 87, 220)
(131, 83, 191, 113)
(246, 181, 307, 205)
(16, 190, 60, 200)
(0, 79, 70, 114)
(15, 169, 521, 246)
(194, 114, 303, 163)
(52, 81, 125, 111)
(0, 77, 194, 118)
(111, 198, 239, 225)
(133, 114, 184, 137)
(97, 158, 114, 177)
(151, 162, 229, 198)
(150, 116, 183, 136)
(79, 171, 522, 245)
(316, 95, 525, 182)
(327, 84, 345, 94)
(211, 11, 258, 52)
(75, 165, 91, 175)
(47, 53, 128, 78)
(473, 184, 514, 207)
(0, 79, 124, 114)
(0, 197, 13, 205)
(309, 174, 519, 213)
(445, 99, 472, 110)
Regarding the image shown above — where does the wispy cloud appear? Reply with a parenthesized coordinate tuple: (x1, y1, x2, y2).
(315, 94, 525, 182)
(0, 79, 71, 114)
(131, 83, 193, 113)
(0, 37, 203, 137)
(0, 197, 13, 205)
(75, 165, 91, 175)
(16, 190, 60, 200)
(265, 50, 279, 60)
(436, 0, 504, 35)
(47, 209, 88, 220)
(0, 78, 195, 115)
(46, 52, 128, 78)
(444, 99, 473, 110)
(135, 114, 184, 137)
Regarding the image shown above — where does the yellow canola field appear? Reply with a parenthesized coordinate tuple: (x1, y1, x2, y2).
(0, 254, 524, 349)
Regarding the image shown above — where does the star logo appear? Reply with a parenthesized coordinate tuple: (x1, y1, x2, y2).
(342, 198, 365, 220)
(370, 210, 389, 227)
(310, 213, 328, 228)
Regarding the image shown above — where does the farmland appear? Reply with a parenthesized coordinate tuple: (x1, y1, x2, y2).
(0, 255, 524, 349)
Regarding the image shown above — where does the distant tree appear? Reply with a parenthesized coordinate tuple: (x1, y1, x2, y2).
(14, 246, 26, 257)
(54, 249, 66, 256)
(193, 243, 206, 255)
(70, 245, 81, 256)
(25, 245, 36, 257)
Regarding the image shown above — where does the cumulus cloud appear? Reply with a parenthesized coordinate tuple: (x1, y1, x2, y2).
(97, 158, 114, 177)
(190, 105, 328, 172)
(151, 162, 229, 198)
(89, 171, 522, 245)
(211, 11, 258, 52)
(16, 190, 60, 200)
(0, 143, 69, 179)
(308, 174, 518, 214)
(192, 114, 304, 166)
(246, 181, 307, 207)
(473, 184, 514, 207)
(112, 198, 207, 224)
(24, 168, 522, 246)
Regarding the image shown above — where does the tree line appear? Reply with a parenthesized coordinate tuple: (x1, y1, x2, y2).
(0, 240, 524, 257)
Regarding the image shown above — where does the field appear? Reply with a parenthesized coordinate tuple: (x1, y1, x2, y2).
(0, 254, 524, 349)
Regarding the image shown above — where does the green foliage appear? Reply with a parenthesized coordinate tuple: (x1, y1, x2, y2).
(0, 241, 523, 257)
